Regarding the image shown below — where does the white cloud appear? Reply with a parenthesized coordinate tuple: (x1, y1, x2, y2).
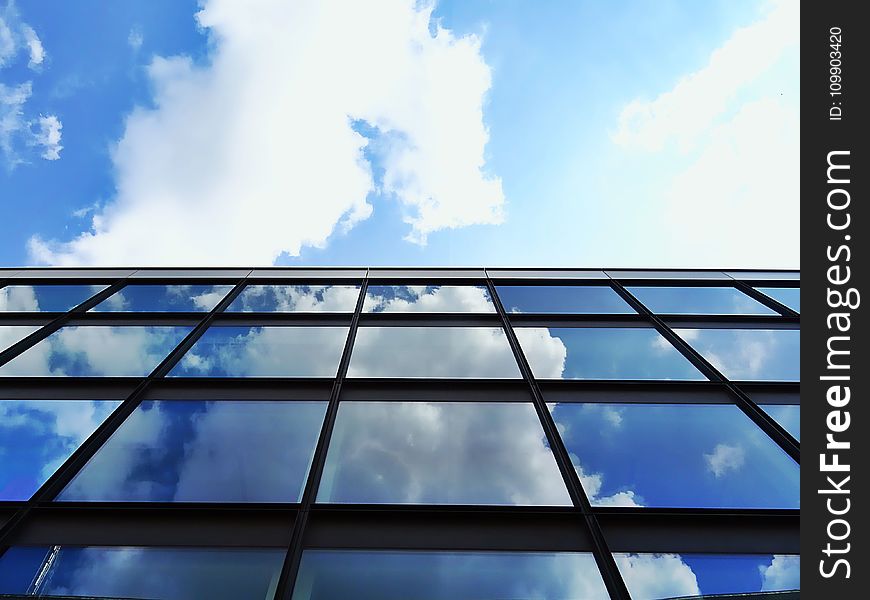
(128, 28, 143, 51)
(33, 114, 62, 159)
(20, 23, 42, 67)
(574, 461, 642, 507)
(760, 554, 800, 591)
(29, 0, 503, 266)
(615, 553, 700, 600)
(704, 442, 746, 477)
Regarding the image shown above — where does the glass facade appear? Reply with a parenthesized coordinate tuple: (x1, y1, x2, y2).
(0, 268, 800, 599)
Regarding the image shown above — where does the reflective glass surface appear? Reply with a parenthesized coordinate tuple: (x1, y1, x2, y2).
(549, 403, 799, 508)
(59, 400, 327, 502)
(761, 404, 800, 441)
(0, 400, 120, 500)
(0, 326, 191, 377)
(347, 327, 521, 378)
(496, 285, 634, 314)
(170, 326, 347, 377)
(363, 285, 495, 313)
(0, 325, 40, 352)
(727, 271, 799, 281)
(627, 286, 777, 315)
(516, 327, 704, 380)
(676, 328, 800, 381)
(757, 287, 800, 312)
(92, 284, 233, 312)
(1, 285, 105, 312)
(0, 545, 284, 599)
(318, 402, 571, 505)
(614, 553, 799, 600)
(293, 550, 609, 600)
(227, 285, 360, 312)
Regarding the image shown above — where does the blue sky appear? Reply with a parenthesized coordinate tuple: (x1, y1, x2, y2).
(1, 0, 798, 268)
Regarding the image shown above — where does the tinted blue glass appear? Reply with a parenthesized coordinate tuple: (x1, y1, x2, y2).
(516, 327, 704, 380)
(0, 326, 191, 377)
(0, 325, 40, 353)
(59, 400, 326, 502)
(318, 402, 571, 505)
(614, 553, 799, 599)
(496, 285, 634, 314)
(549, 403, 799, 508)
(227, 285, 360, 312)
(170, 326, 347, 377)
(293, 550, 609, 600)
(676, 328, 800, 381)
(757, 287, 800, 312)
(762, 405, 800, 441)
(92, 284, 233, 312)
(363, 285, 495, 312)
(0, 400, 120, 500)
(0, 546, 284, 599)
(347, 327, 521, 378)
(1, 285, 105, 312)
(627, 286, 777, 315)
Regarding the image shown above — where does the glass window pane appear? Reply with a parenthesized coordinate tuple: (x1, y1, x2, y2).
(0, 400, 121, 500)
(757, 287, 800, 312)
(0, 325, 40, 353)
(347, 327, 521, 378)
(615, 553, 799, 600)
(676, 328, 800, 381)
(549, 403, 799, 508)
(727, 271, 800, 280)
(606, 270, 729, 280)
(761, 404, 800, 441)
(91, 284, 233, 312)
(488, 269, 609, 279)
(497, 285, 634, 314)
(0, 546, 284, 599)
(363, 285, 495, 313)
(169, 326, 348, 377)
(293, 550, 609, 600)
(0, 326, 191, 377)
(627, 286, 777, 315)
(318, 402, 571, 506)
(1, 285, 105, 312)
(59, 400, 326, 502)
(516, 327, 704, 380)
(227, 285, 360, 312)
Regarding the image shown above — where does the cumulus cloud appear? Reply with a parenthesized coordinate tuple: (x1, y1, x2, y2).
(33, 113, 62, 159)
(760, 554, 800, 591)
(704, 442, 746, 478)
(614, 553, 700, 600)
(364, 285, 496, 313)
(29, 0, 503, 265)
(574, 461, 643, 507)
(20, 23, 42, 67)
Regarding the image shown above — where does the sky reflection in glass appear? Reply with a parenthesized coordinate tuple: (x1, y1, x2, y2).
(627, 286, 777, 315)
(761, 404, 800, 441)
(0, 325, 40, 353)
(676, 328, 800, 381)
(614, 553, 799, 600)
(293, 550, 609, 600)
(363, 285, 495, 313)
(0, 400, 120, 500)
(0, 546, 284, 599)
(549, 403, 799, 508)
(318, 402, 571, 505)
(756, 287, 800, 312)
(92, 284, 233, 312)
(170, 326, 348, 377)
(516, 327, 704, 380)
(496, 285, 634, 314)
(0, 326, 191, 377)
(347, 327, 521, 378)
(1, 285, 105, 312)
(59, 400, 327, 502)
(227, 285, 360, 312)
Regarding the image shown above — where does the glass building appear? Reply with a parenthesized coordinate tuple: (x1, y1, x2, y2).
(0, 267, 800, 599)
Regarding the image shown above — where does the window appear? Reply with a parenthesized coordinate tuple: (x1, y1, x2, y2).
(318, 402, 570, 505)
(91, 284, 234, 312)
(761, 404, 800, 441)
(627, 286, 777, 315)
(227, 285, 360, 312)
(1, 285, 106, 312)
(0, 325, 40, 353)
(756, 287, 800, 312)
(676, 328, 800, 381)
(363, 285, 495, 313)
(496, 285, 634, 314)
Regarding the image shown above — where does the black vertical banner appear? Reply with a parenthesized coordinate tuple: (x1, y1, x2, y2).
(802, 1, 868, 597)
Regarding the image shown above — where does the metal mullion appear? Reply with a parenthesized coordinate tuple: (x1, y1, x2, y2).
(0, 278, 250, 554)
(0, 278, 130, 367)
(732, 280, 800, 318)
(273, 276, 369, 600)
(486, 280, 631, 600)
(610, 282, 800, 464)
